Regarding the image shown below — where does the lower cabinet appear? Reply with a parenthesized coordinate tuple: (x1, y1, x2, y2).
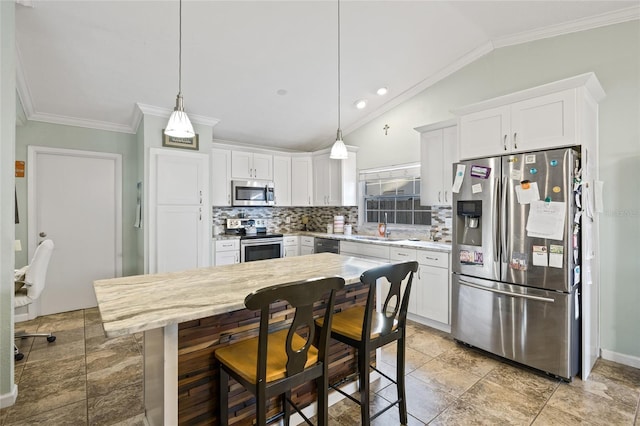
(300, 236, 315, 255)
(283, 235, 299, 257)
(414, 249, 450, 330)
(214, 239, 239, 266)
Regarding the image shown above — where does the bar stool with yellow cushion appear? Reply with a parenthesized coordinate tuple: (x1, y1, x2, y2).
(215, 276, 345, 426)
(316, 261, 418, 425)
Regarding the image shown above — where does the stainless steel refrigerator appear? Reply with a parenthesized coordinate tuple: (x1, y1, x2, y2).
(451, 147, 581, 380)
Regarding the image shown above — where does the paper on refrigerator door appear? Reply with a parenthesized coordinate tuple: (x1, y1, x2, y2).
(452, 164, 466, 194)
(515, 182, 540, 204)
(526, 200, 566, 241)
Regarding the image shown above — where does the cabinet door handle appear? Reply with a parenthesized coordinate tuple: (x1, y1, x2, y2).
(513, 132, 518, 149)
(424, 256, 438, 261)
(308, 196, 311, 205)
(199, 190, 202, 204)
(503, 134, 508, 151)
(396, 253, 408, 257)
(227, 194, 231, 205)
(438, 191, 441, 203)
(199, 207, 202, 221)
(444, 191, 448, 202)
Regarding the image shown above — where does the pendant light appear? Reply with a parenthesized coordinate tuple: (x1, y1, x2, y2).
(164, 0, 195, 138)
(330, 0, 348, 160)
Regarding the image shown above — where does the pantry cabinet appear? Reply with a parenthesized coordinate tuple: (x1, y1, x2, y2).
(416, 120, 457, 206)
(231, 151, 273, 180)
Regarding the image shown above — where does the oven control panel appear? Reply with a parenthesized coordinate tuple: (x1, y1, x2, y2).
(227, 218, 268, 229)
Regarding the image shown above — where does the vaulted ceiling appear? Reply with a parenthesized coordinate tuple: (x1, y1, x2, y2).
(14, 1, 639, 151)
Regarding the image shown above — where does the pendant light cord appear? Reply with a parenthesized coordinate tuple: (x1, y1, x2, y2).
(178, 0, 183, 96)
(337, 0, 341, 130)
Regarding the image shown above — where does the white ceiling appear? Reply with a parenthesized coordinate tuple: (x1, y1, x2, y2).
(14, 1, 639, 152)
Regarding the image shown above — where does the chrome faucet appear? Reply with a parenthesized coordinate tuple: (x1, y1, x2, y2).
(383, 213, 390, 239)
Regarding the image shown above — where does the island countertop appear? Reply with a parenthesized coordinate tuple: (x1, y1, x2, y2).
(94, 253, 386, 338)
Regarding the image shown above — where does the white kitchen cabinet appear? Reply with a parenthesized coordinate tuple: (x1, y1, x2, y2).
(312, 150, 357, 206)
(283, 235, 299, 257)
(300, 236, 315, 255)
(214, 239, 239, 266)
(211, 148, 232, 206)
(231, 151, 273, 180)
(273, 155, 292, 206)
(390, 247, 418, 315)
(459, 90, 576, 159)
(291, 155, 313, 206)
(414, 249, 450, 327)
(417, 121, 457, 206)
(455, 74, 606, 161)
(150, 149, 210, 274)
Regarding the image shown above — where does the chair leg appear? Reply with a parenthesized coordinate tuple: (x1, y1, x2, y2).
(396, 338, 408, 425)
(283, 390, 291, 426)
(219, 368, 229, 425)
(358, 349, 371, 425)
(316, 372, 329, 426)
(256, 386, 267, 426)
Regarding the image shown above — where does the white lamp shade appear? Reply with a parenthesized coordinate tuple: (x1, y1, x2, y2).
(165, 110, 195, 138)
(330, 138, 348, 160)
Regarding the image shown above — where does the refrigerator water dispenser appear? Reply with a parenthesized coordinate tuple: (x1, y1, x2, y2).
(456, 200, 483, 246)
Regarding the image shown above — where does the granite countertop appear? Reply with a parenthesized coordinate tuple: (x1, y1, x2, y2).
(296, 232, 452, 252)
(93, 253, 386, 338)
(213, 232, 451, 252)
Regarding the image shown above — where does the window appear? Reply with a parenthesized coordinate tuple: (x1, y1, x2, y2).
(362, 167, 432, 226)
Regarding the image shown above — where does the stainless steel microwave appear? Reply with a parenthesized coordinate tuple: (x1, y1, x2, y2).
(231, 180, 275, 206)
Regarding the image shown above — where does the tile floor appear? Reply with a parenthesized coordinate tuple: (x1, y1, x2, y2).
(2, 308, 639, 425)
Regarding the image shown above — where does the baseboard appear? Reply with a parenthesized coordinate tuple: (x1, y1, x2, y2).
(289, 371, 381, 426)
(600, 349, 640, 369)
(0, 384, 18, 409)
(407, 313, 451, 334)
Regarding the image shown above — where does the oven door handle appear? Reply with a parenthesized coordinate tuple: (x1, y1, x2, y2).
(241, 239, 284, 246)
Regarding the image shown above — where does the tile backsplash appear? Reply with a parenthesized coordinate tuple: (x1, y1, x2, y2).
(212, 206, 452, 242)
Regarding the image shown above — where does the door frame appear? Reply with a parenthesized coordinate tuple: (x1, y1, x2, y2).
(26, 146, 123, 318)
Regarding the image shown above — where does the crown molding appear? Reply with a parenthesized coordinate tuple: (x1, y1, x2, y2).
(136, 103, 220, 128)
(344, 7, 638, 137)
(493, 5, 640, 48)
(27, 111, 137, 134)
(15, 46, 35, 122)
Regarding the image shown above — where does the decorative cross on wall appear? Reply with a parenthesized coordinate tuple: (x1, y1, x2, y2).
(383, 124, 390, 135)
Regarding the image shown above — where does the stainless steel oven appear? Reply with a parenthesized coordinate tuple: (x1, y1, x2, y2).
(240, 235, 284, 262)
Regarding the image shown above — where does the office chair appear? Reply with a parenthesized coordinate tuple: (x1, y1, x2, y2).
(14, 239, 55, 361)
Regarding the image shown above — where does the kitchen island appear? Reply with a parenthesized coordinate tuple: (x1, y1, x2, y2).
(93, 253, 387, 426)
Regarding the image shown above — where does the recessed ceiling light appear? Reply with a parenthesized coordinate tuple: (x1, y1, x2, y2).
(276, 89, 288, 96)
(355, 99, 367, 109)
(376, 87, 388, 96)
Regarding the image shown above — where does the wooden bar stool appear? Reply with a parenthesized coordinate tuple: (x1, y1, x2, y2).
(215, 276, 345, 426)
(316, 261, 418, 425)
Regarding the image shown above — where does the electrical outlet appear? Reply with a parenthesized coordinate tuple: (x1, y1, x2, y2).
(285, 216, 291, 224)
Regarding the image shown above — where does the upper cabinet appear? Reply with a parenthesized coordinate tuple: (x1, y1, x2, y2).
(416, 120, 458, 206)
(291, 155, 313, 206)
(211, 148, 232, 206)
(272, 155, 292, 207)
(231, 151, 273, 180)
(454, 73, 605, 160)
(313, 149, 357, 206)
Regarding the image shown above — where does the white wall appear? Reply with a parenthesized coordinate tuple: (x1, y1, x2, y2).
(346, 21, 640, 361)
(0, 0, 17, 407)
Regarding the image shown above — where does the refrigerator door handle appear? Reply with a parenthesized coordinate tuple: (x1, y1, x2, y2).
(501, 176, 508, 263)
(493, 177, 500, 262)
(458, 280, 555, 303)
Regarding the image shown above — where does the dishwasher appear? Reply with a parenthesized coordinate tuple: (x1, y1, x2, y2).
(314, 238, 340, 254)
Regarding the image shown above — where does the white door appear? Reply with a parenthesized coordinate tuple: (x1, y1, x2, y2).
(28, 147, 122, 316)
(149, 149, 209, 274)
